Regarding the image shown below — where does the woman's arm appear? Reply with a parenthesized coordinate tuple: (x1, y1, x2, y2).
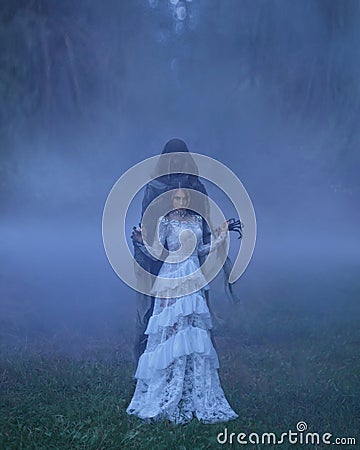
(132, 216, 168, 262)
(198, 220, 228, 257)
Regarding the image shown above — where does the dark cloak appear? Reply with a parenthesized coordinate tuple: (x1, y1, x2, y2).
(131, 139, 240, 362)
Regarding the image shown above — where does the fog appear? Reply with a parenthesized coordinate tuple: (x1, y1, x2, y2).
(1, 0, 359, 359)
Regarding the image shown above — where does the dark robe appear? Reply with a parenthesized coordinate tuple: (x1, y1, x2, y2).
(132, 173, 239, 363)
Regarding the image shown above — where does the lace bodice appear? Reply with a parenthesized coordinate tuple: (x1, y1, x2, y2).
(138, 213, 226, 263)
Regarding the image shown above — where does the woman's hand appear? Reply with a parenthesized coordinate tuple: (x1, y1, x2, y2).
(222, 220, 229, 232)
(213, 221, 228, 239)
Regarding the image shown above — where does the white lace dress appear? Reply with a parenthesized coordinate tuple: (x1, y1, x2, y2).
(126, 214, 238, 424)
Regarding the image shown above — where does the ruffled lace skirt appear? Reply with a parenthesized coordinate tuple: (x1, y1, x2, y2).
(126, 257, 238, 424)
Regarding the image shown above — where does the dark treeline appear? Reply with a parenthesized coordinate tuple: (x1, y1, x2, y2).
(2, 1, 359, 124)
(0, 0, 359, 212)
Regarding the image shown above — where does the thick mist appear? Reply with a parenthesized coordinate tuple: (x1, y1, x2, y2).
(1, 1, 359, 359)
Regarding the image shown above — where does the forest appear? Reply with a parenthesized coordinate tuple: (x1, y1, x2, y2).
(1, 0, 359, 212)
(1, 1, 359, 449)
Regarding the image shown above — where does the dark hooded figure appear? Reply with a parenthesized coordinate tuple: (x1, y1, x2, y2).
(131, 138, 239, 363)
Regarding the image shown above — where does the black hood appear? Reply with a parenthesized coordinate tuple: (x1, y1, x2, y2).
(161, 138, 189, 154)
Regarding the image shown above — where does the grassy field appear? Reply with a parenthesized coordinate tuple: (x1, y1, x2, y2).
(1, 269, 359, 450)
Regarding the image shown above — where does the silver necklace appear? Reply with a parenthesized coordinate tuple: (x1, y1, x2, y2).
(174, 209, 187, 219)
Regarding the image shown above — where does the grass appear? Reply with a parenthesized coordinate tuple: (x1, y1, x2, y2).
(1, 270, 359, 449)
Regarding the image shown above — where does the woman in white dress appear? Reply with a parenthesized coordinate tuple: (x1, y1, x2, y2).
(126, 188, 238, 424)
